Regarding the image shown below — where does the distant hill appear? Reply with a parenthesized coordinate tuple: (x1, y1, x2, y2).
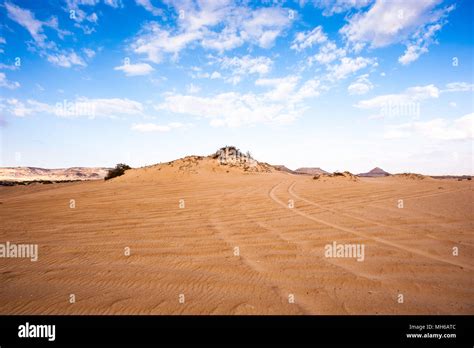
(0, 167, 111, 182)
(358, 167, 390, 177)
(294, 167, 330, 175)
(274, 165, 297, 174)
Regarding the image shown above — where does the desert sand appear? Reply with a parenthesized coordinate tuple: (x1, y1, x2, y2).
(0, 156, 473, 314)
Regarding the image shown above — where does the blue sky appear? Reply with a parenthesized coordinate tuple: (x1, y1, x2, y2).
(0, 0, 472, 174)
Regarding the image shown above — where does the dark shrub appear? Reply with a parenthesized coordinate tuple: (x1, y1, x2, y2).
(105, 163, 131, 180)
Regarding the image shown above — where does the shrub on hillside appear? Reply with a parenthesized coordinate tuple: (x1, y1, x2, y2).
(105, 163, 131, 180)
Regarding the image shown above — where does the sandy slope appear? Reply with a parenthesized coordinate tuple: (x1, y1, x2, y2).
(0, 160, 473, 314)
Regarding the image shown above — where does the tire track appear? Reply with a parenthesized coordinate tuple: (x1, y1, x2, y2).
(269, 181, 474, 271)
(288, 182, 456, 243)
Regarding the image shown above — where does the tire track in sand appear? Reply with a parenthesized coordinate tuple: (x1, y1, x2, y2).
(208, 185, 309, 314)
(269, 181, 474, 271)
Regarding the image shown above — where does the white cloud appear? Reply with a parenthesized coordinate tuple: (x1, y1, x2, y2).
(240, 7, 291, 48)
(210, 71, 222, 79)
(442, 82, 474, 93)
(45, 51, 87, 68)
(135, 0, 162, 16)
(104, 0, 123, 8)
(5, 2, 93, 68)
(384, 113, 474, 141)
(309, 41, 346, 65)
(398, 22, 445, 65)
(114, 62, 154, 76)
(193, 54, 273, 84)
(0, 36, 6, 53)
(2, 97, 144, 119)
(355, 84, 439, 118)
(132, 23, 202, 63)
(0, 72, 20, 89)
(5, 2, 71, 47)
(131, 122, 186, 132)
(156, 74, 323, 127)
(255, 76, 300, 101)
(156, 92, 297, 127)
(340, 0, 453, 54)
(1, 98, 53, 117)
(356, 84, 439, 109)
(186, 83, 201, 94)
(131, 3, 291, 63)
(201, 28, 244, 52)
(220, 55, 272, 75)
(294, 78, 322, 101)
(291, 26, 327, 51)
(65, 0, 99, 23)
(311, 0, 372, 16)
(327, 56, 376, 80)
(72, 98, 144, 118)
(83, 48, 96, 58)
(348, 74, 373, 95)
(398, 44, 427, 65)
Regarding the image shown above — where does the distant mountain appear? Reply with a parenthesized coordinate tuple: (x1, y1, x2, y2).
(358, 167, 390, 177)
(0, 167, 111, 182)
(274, 165, 297, 174)
(294, 167, 330, 175)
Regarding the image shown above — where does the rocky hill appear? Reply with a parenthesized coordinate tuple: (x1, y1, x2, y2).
(358, 167, 390, 177)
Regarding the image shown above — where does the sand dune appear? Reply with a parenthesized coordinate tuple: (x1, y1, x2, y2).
(0, 156, 473, 314)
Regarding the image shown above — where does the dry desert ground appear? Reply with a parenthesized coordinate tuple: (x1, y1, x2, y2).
(0, 157, 473, 314)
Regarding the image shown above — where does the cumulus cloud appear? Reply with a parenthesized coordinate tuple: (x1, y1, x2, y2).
(255, 75, 300, 101)
(5, 2, 69, 47)
(355, 84, 439, 118)
(186, 83, 201, 93)
(104, 0, 123, 8)
(132, 23, 202, 63)
(114, 62, 155, 76)
(309, 41, 346, 65)
(5, 2, 91, 68)
(384, 113, 474, 140)
(0, 98, 53, 117)
(327, 56, 376, 80)
(156, 92, 297, 127)
(291, 26, 327, 51)
(442, 82, 474, 93)
(155, 74, 322, 127)
(348, 74, 373, 95)
(201, 27, 244, 52)
(311, 0, 372, 16)
(83, 48, 96, 58)
(45, 51, 87, 68)
(357, 84, 439, 107)
(341, 0, 451, 47)
(294, 78, 322, 101)
(135, 0, 162, 16)
(339, 0, 454, 64)
(212, 55, 273, 84)
(398, 22, 447, 65)
(131, 3, 291, 62)
(1, 97, 144, 119)
(0, 72, 20, 89)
